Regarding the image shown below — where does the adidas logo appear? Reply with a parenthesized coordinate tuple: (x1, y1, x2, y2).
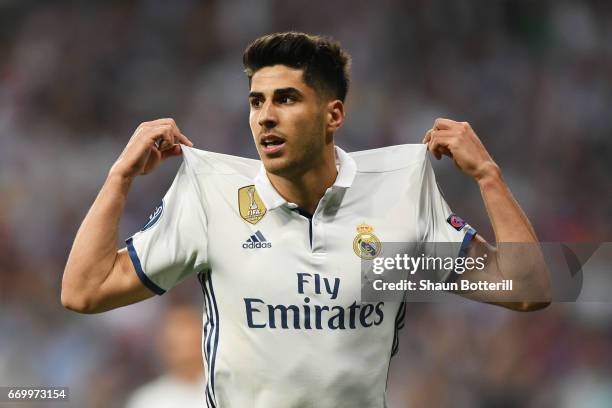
(242, 230, 272, 249)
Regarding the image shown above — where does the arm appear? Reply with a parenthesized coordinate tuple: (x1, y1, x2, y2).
(61, 118, 193, 314)
(424, 118, 551, 311)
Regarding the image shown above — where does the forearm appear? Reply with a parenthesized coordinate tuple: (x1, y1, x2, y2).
(424, 118, 551, 309)
(476, 162, 538, 243)
(62, 171, 132, 302)
(475, 164, 551, 305)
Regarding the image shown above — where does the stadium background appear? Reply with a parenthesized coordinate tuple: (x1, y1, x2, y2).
(1, 1, 611, 406)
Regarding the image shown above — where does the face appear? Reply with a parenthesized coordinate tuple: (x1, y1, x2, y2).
(159, 308, 203, 375)
(249, 65, 337, 177)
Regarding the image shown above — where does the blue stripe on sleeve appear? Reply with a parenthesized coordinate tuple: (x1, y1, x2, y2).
(446, 227, 477, 284)
(458, 227, 477, 258)
(126, 237, 166, 296)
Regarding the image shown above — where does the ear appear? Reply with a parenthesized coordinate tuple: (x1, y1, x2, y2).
(325, 99, 345, 135)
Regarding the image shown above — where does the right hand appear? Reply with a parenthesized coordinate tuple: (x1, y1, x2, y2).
(110, 118, 193, 180)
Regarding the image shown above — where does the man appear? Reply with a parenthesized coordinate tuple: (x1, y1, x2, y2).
(126, 304, 206, 408)
(62, 32, 551, 407)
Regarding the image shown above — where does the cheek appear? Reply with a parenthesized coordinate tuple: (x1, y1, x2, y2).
(301, 110, 325, 139)
(249, 113, 260, 141)
(296, 108, 322, 133)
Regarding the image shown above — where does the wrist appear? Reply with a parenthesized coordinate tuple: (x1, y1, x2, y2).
(474, 161, 501, 184)
(107, 167, 136, 187)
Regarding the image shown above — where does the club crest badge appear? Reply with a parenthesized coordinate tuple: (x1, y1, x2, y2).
(353, 223, 381, 259)
(238, 185, 267, 225)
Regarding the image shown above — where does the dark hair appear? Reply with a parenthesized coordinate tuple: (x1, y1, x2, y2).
(243, 31, 351, 102)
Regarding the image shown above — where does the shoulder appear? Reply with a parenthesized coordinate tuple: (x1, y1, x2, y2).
(349, 144, 427, 173)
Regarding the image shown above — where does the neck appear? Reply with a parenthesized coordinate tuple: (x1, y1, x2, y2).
(267, 145, 337, 215)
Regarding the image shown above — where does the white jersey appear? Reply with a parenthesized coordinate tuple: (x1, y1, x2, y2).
(126, 144, 476, 408)
(125, 374, 206, 408)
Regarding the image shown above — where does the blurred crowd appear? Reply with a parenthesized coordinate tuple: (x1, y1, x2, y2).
(0, 0, 610, 407)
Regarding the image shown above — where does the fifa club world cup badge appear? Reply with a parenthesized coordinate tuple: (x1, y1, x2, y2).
(238, 185, 267, 225)
(353, 223, 381, 259)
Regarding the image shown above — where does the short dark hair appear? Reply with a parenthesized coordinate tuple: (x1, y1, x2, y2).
(243, 31, 351, 102)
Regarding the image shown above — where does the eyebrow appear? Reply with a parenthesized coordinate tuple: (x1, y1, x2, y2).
(248, 87, 304, 99)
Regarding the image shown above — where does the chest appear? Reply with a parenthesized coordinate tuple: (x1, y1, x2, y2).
(206, 184, 420, 306)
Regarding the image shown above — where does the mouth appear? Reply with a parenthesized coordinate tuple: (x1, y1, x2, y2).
(260, 133, 286, 155)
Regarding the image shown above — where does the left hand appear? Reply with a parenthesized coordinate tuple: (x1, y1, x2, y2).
(423, 118, 499, 181)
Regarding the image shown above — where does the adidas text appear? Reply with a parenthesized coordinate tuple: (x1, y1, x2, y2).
(243, 241, 272, 249)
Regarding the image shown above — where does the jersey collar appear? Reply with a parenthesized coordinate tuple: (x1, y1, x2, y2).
(254, 145, 357, 210)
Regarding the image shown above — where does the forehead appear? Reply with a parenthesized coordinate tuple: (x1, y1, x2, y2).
(250, 65, 308, 92)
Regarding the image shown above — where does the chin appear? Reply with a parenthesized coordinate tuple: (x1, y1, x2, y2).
(262, 156, 298, 177)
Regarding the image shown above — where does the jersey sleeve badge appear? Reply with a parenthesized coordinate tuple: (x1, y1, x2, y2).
(446, 214, 466, 231)
(141, 200, 164, 231)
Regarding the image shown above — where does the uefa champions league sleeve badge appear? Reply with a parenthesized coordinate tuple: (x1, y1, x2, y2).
(238, 185, 267, 225)
(141, 200, 164, 231)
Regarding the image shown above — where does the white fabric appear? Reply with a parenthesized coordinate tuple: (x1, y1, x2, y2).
(126, 144, 474, 408)
(125, 374, 205, 408)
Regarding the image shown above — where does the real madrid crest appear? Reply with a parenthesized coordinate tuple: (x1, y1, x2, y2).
(238, 185, 267, 224)
(353, 223, 381, 259)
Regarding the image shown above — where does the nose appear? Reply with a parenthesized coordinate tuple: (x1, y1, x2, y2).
(258, 100, 278, 129)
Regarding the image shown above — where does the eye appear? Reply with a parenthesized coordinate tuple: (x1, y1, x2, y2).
(250, 98, 263, 108)
(279, 95, 295, 104)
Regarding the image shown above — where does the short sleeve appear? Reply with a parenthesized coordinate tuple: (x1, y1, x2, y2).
(418, 156, 477, 282)
(126, 162, 208, 295)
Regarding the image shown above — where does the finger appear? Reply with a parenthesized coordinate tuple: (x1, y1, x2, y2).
(157, 121, 192, 147)
(439, 145, 453, 158)
(176, 132, 194, 147)
(138, 119, 175, 138)
(422, 128, 434, 144)
(430, 129, 456, 138)
(429, 143, 442, 160)
(147, 125, 175, 151)
(428, 131, 452, 160)
(433, 117, 457, 131)
(161, 144, 182, 159)
(145, 117, 180, 131)
(144, 118, 185, 143)
(429, 144, 452, 160)
(428, 137, 443, 160)
(150, 128, 192, 150)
